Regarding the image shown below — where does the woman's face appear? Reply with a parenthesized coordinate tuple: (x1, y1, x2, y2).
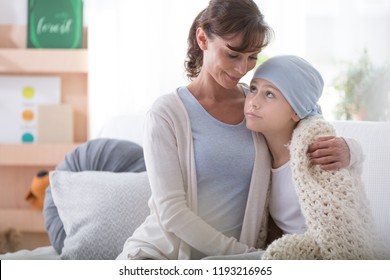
(201, 31, 260, 89)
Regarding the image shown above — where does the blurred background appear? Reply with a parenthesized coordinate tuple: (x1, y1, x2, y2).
(1, 0, 389, 138)
(1, 0, 389, 254)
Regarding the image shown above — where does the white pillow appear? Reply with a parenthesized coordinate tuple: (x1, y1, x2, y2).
(50, 170, 151, 260)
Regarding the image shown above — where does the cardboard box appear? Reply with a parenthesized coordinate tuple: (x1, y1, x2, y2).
(37, 104, 74, 143)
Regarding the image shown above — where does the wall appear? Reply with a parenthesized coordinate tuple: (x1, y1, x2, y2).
(0, 0, 89, 25)
(2, 0, 389, 131)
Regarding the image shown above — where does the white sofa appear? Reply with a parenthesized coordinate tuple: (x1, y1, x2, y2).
(1, 115, 389, 259)
(98, 116, 390, 257)
(331, 120, 390, 256)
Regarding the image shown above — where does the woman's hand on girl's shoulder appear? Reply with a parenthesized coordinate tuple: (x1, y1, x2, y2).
(307, 136, 350, 170)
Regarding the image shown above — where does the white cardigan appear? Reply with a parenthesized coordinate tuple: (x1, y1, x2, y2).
(117, 90, 272, 260)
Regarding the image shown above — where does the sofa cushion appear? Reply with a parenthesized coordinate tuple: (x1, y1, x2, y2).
(43, 138, 146, 254)
(50, 170, 151, 260)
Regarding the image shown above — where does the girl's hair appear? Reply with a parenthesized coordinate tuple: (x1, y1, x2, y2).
(185, 0, 273, 80)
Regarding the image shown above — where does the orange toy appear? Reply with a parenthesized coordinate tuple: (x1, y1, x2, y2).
(25, 170, 50, 210)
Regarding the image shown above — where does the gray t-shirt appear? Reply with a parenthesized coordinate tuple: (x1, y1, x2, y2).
(178, 87, 255, 244)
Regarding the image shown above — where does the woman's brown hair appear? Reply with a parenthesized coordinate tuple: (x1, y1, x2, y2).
(185, 0, 273, 79)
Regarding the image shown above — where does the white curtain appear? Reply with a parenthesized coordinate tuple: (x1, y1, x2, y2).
(88, 0, 390, 136)
(88, 0, 209, 137)
(87, 0, 307, 136)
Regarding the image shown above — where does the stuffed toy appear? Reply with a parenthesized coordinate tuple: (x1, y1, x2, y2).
(262, 116, 378, 260)
(25, 170, 50, 210)
(0, 228, 22, 254)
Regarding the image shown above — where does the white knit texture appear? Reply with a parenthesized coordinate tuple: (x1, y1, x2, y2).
(262, 116, 377, 260)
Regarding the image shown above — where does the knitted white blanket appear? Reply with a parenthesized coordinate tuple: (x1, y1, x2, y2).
(262, 116, 377, 259)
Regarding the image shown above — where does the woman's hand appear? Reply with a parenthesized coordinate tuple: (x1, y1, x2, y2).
(308, 136, 350, 170)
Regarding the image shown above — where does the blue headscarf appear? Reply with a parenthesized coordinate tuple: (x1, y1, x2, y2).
(252, 55, 323, 119)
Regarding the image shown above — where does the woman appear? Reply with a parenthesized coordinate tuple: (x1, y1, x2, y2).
(116, 0, 360, 260)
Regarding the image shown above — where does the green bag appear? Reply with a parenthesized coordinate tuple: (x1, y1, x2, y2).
(27, 0, 83, 49)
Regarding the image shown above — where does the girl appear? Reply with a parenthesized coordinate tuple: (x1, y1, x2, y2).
(245, 55, 376, 259)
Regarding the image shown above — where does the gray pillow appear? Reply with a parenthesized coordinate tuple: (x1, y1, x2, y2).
(44, 138, 146, 254)
(50, 170, 150, 260)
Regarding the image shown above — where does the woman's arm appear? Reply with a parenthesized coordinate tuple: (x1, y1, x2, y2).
(307, 136, 363, 171)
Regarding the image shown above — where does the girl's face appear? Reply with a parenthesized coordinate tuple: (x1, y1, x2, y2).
(245, 78, 299, 133)
(199, 29, 260, 89)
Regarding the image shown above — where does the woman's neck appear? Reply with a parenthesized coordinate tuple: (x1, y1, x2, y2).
(187, 75, 242, 101)
(187, 76, 246, 125)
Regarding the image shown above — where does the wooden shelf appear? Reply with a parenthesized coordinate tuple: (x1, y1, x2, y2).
(0, 143, 81, 166)
(0, 209, 45, 232)
(0, 48, 88, 74)
(0, 23, 88, 236)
